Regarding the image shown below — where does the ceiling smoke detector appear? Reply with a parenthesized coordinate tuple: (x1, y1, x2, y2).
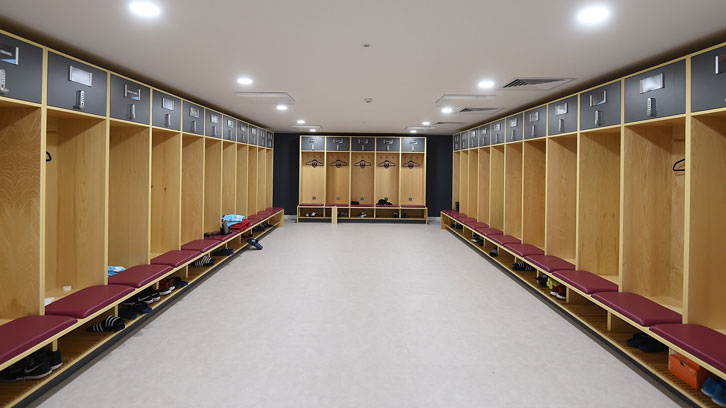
(364, 98, 374, 103)
(362, 43, 373, 48)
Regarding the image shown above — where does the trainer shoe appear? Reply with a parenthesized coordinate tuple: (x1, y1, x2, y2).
(158, 279, 175, 295)
(0, 353, 52, 382)
(555, 285, 567, 300)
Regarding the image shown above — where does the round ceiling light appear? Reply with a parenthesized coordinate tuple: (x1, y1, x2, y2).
(577, 5, 610, 25)
(129, 1, 161, 17)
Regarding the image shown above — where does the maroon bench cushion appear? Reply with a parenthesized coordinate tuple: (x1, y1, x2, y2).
(650, 324, 726, 373)
(181, 239, 222, 253)
(591, 292, 682, 326)
(108, 264, 173, 288)
(505, 243, 544, 257)
(375, 204, 397, 207)
(299, 203, 322, 207)
(552, 270, 618, 294)
(205, 231, 241, 242)
(351, 204, 374, 207)
(266, 207, 283, 212)
(151, 250, 202, 267)
(0, 315, 77, 365)
(401, 204, 426, 208)
(489, 234, 522, 246)
(471, 222, 489, 229)
(453, 213, 467, 220)
(524, 255, 575, 272)
(461, 217, 477, 226)
(256, 211, 273, 217)
(45, 285, 134, 319)
(477, 227, 503, 237)
(326, 203, 346, 207)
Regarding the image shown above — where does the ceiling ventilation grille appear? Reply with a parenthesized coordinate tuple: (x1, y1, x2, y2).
(434, 121, 467, 125)
(459, 107, 501, 113)
(501, 78, 574, 91)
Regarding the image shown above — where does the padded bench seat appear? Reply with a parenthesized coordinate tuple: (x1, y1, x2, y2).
(504, 243, 544, 257)
(108, 264, 173, 288)
(489, 234, 521, 246)
(351, 204, 374, 207)
(205, 231, 241, 242)
(375, 204, 398, 207)
(552, 270, 618, 294)
(524, 254, 575, 272)
(0, 315, 77, 366)
(470, 222, 489, 230)
(460, 217, 478, 226)
(266, 207, 284, 212)
(181, 239, 223, 253)
(400, 205, 426, 208)
(477, 227, 502, 237)
(650, 324, 726, 373)
(45, 285, 134, 319)
(151, 250, 202, 267)
(299, 203, 323, 207)
(591, 292, 682, 326)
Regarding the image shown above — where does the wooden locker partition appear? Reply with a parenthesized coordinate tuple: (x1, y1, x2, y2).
(452, 151, 460, 211)
(351, 152, 374, 205)
(248, 147, 258, 214)
(300, 151, 325, 205)
(546, 135, 577, 263)
(181, 134, 204, 243)
(467, 150, 478, 219)
(489, 145, 505, 230)
(150, 131, 181, 256)
(222, 141, 236, 215)
(504, 143, 523, 239)
(400, 153, 425, 206)
(477, 147, 490, 225)
(374, 152, 399, 204)
(236, 144, 248, 216)
(204, 139, 222, 234)
(326, 152, 350, 206)
(458, 150, 469, 214)
(266, 149, 273, 208)
(522, 140, 546, 249)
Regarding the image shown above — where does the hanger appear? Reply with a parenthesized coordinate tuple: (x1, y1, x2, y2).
(330, 159, 348, 168)
(403, 160, 420, 169)
(305, 159, 323, 168)
(354, 159, 372, 168)
(46, 152, 52, 162)
(378, 159, 396, 169)
(673, 158, 685, 172)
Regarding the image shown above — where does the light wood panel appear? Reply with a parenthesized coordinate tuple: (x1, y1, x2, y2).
(621, 121, 684, 310)
(236, 144, 248, 216)
(204, 139, 222, 234)
(266, 149, 273, 208)
(222, 141, 236, 215)
(181, 135, 204, 243)
(351, 152, 374, 205)
(523, 140, 546, 249)
(452, 152, 460, 210)
(151, 131, 181, 254)
(300, 151, 324, 205)
(248, 147, 258, 213)
(687, 114, 726, 328)
(257, 147, 266, 211)
(400, 153, 425, 206)
(459, 151, 469, 214)
(45, 114, 107, 296)
(109, 125, 150, 268)
(375, 153, 399, 204)
(326, 152, 350, 206)
(578, 130, 620, 276)
(546, 136, 577, 262)
(467, 150, 478, 219)
(477, 148, 490, 224)
(489, 145, 505, 230)
(0, 107, 42, 318)
(504, 143, 523, 239)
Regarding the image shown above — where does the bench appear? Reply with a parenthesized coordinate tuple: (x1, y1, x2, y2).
(45, 285, 135, 319)
(108, 264, 173, 288)
(650, 324, 726, 373)
(181, 239, 223, 253)
(0, 315, 77, 366)
(504, 243, 544, 257)
(591, 292, 682, 326)
(524, 255, 575, 273)
(552, 270, 618, 294)
(151, 250, 202, 268)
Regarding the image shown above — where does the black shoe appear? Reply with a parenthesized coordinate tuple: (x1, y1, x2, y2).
(0, 353, 52, 382)
(41, 349, 62, 370)
(535, 275, 549, 287)
(247, 238, 263, 250)
(638, 338, 668, 353)
(118, 307, 138, 320)
(489, 248, 498, 257)
(87, 315, 125, 333)
(513, 260, 535, 271)
(172, 276, 188, 288)
(627, 332, 651, 348)
(455, 224, 463, 230)
(212, 248, 234, 257)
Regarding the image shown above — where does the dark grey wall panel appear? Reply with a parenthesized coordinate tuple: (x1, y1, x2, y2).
(625, 60, 686, 123)
(267, 132, 273, 148)
(110, 74, 150, 124)
(301, 135, 323, 151)
(548, 95, 578, 135)
(152, 91, 181, 130)
(0, 33, 43, 103)
(692, 46, 726, 112)
(249, 126, 258, 145)
(524, 106, 547, 139)
(237, 121, 248, 143)
(182, 101, 204, 135)
(47, 52, 107, 116)
(468, 129, 478, 148)
(401, 137, 425, 152)
(580, 81, 621, 130)
(453, 134, 460, 151)
(460, 132, 469, 149)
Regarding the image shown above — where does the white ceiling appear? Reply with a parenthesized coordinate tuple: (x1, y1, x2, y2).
(1, 0, 726, 134)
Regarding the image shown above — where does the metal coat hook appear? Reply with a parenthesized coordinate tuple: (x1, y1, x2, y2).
(403, 160, 420, 169)
(330, 159, 348, 168)
(46, 152, 52, 162)
(305, 159, 323, 168)
(378, 159, 396, 169)
(673, 158, 685, 172)
(354, 159, 372, 168)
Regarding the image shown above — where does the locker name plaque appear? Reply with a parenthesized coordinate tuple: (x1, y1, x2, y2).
(162, 97, 175, 110)
(69, 66, 93, 86)
(189, 106, 200, 118)
(640, 73, 664, 94)
(210, 114, 220, 124)
(589, 90, 607, 106)
(0, 43, 19, 65)
(530, 111, 539, 122)
(124, 85, 141, 101)
(509, 118, 518, 127)
(555, 102, 568, 116)
(716, 54, 726, 75)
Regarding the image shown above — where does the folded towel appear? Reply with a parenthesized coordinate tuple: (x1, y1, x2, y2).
(107, 266, 125, 277)
(222, 214, 245, 223)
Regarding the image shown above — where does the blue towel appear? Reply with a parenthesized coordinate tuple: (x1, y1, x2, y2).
(222, 214, 245, 223)
(108, 266, 125, 277)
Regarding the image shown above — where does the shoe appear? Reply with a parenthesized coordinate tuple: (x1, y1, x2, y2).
(252, 226, 264, 233)
(139, 288, 160, 303)
(555, 285, 567, 300)
(0, 353, 52, 382)
(87, 315, 125, 333)
(535, 275, 548, 288)
(310, 212, 317, 217)
(123, 291, 153, 305)
(450, 223, 456, 228)
(131, 302, 152, 314)
(713, 382, 726, 407)
(41, 349, 62, 370)
(637, 338, 668, 353)
(247, 238, 263, 250)
(172, 276, 188, 289)
(193, 255, 214, 267)
(212, 248, 234, 257)
(513, 260, 534, 271)
(626, 332, 651, 348)
(360, 212, 367, 218)
(158, 279, 175, 295)
(471, 234, 479, 243)
(392, 212, 399, 218)
(118, 307, 138, 320)
(455, 224, 463, 230)
(489, 248, 498, 257)
(702, 377, 724, 397)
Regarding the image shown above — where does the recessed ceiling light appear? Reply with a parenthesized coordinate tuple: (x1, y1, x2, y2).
(296, 119, 306, 124)
(410, 130, 417, 134)
(362, 43, 373, 48)
(309, 129, 317, 132)
(129, 1, 161, 17)
(421, 121, 431, 126)
(276, 105, 288, 111)
(478, 79, 495, 89)
(236, 77, 254, 85)
(577, 5, 610, 25)
(441, 107, 453, 114)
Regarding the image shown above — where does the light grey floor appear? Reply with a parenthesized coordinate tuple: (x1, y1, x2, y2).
(39, 220, 677, 408)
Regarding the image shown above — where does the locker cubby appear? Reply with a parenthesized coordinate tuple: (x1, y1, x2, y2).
(150, 130, 181, 257)
(687, 112, 726, 330)
(458, 150, 469, 214)
(522, 139, 546, 249)
(109, 123, 150, 269)
(489, 145, 505, 230)
(400, 208, 427, 221)
(578, 128, 621, 282)
(374, 208, 399, 219)
(375, 152, 399, 204)
(300, 151, 325, 206)
(236, 144, 248, 216)
(248, 147, 258, 214)
(45, 111, 107, 300)
(0, 104, 42, 319)
(204, 139, 222, 234)
(546, 135, 577, 263)
(400, 152, 425, 206)
(452, 151, 460, 210)
(181, 134, 204, 243)
(621, 118, 685, 313)
(351, 152, 374, 205)
(504, 143, 523, 239)
(266, 149, 273, 208)
(349, 207, 373, 219)
(326, 152, 350, 206)
(222, 141, 236, 215)
(477, 147, 490, 225)
(466, 150, 478, 219)
(257, 148, 266, 212)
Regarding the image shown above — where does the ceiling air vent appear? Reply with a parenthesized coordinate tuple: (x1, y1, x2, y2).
(501, 78, 574, 91)
(434, 121, 467, 125)
(459, 107, 503, 113)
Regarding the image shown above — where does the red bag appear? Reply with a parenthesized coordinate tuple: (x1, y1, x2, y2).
(230, 219, 250, 231)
